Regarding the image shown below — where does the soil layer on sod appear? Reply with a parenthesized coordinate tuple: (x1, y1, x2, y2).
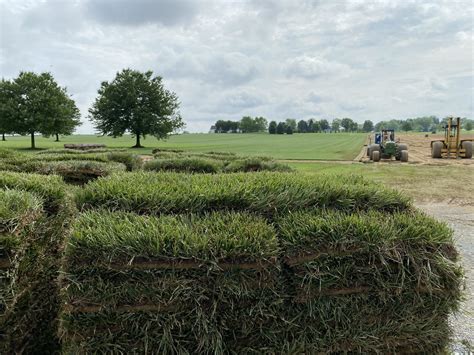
(60, 171, 462, 353)
(0, 172, 75, 353)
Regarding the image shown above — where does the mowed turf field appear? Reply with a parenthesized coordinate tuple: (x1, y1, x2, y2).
(0, 133, 366, 160)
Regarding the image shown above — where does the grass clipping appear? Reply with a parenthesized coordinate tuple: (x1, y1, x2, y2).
(60, 171, 463, 353)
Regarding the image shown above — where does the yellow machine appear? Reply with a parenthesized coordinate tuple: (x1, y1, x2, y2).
(431, 117, 472, 159)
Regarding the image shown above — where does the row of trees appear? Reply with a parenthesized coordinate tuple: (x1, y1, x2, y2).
(213, 115, 474, 135)
(375, 116, 473, 132)
(0, 69, 183, 148)
(269, 118, 374, 134)
(213, 116, 268, 133)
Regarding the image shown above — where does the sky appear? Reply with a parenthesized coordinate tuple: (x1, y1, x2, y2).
(0, 0, 472, 134)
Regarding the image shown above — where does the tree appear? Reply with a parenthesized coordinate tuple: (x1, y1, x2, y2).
(9, 71, 78, 149)
(89, 69, 183, 148)
(268, 121, 277, 134)
(341, 118, 354, 132)
(286, 125, 293, 134)
(43, 95, 81, 141)
(297, 120, 308, 133)
(0, 79, 15, 141)
(240, 116, 255, 133)
(254, 116, 268, 132)
(362, 120, 374, 132)
(331, 119, 341, 133)
(276, 122, 286, 134)
(319, 119, 330, 132)
(312, 120, 321, 133)
(465, 120, 473, 131)
(401, 120, 413, 132)
(285, 118, 297, 132)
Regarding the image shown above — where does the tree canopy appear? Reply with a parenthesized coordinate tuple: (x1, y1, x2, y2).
(89, 69, 183, 148)
(3, 72, 81, 148)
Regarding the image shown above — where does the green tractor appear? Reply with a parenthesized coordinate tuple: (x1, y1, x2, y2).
(367, 129, 408, 162)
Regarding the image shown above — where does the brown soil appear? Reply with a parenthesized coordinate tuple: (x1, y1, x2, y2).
(358, 133, 474, 165)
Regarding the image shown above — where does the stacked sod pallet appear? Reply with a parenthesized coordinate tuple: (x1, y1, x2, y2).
(60, 171, 462, 352)
(0, 172, 75, 353)
(147, 149, 292, 173)
(0, 149, 140, 184)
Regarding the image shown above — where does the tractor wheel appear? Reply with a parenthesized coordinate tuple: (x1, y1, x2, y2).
(372, 150, 380, 162)
(400, 150, 408, 162)
(432, 141, 443, 158)
(462, 141, 473, 159)
(397, 143, 408, 151)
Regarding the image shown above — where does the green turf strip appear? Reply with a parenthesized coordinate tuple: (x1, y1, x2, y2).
(66, 210, 278, 264)
(77, 171, 411, 215)
(0, 189, 43, 234)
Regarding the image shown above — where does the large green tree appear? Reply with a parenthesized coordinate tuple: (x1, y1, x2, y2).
(341, 117, 355, 132)
(89, 69, 183, 148)
(44, 94, 81, 141)
(8, 72, 80, 149)
(362, 120, 374, 132)
(297, 120, 308, 133)
(268, 120, 277, 134)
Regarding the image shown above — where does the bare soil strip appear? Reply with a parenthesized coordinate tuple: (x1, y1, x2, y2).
(358, 133, 474, 165)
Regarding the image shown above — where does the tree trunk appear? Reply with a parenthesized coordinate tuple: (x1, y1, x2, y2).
(1, 133, 5, 141)
(55, 133, 60, 142)
(132, 133, 143, 148)
(31, 132, 36, 149)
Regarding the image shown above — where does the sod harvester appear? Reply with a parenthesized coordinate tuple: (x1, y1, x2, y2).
(367, 129, 408, 162)
(431, 117, 473, 159)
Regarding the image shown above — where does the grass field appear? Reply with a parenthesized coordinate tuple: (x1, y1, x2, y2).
(0, 133, 366, 160)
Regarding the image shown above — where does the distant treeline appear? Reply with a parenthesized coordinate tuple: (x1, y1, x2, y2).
(211, 116, 473, 134)
(375, 116, 473, 132)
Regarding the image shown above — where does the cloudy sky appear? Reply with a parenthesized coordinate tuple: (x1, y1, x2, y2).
(0, 0, 472, 133)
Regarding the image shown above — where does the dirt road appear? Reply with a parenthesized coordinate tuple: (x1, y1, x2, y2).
(418, 203, 474, 352)
(358, 133, 474, 166)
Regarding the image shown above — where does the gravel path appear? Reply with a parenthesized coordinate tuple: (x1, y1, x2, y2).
(417, 203, 474, 352)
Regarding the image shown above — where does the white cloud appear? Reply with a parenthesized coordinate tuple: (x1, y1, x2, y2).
(0, 0, 472, 133)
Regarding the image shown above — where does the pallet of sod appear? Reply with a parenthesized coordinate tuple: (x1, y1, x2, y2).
(61, 211, 281, 353)
(0, 172, 75, 354)
(64, 171, 462, 352)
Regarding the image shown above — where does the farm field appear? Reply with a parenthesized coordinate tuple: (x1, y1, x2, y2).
(1, 139, 472, 352)
(0, 132, 366, 160)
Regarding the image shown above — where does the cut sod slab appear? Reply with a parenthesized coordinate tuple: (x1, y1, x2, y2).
(76, 171, 411, 215)
(60, 210, 281, 353)
(0, 172, 75, 354)
(274, 210, 462, 352)
(59, 201, 462, 352)
(144, 157, 224, 173)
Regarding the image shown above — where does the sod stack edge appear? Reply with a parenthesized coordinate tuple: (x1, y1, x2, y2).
(0, 172, 75, 353)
